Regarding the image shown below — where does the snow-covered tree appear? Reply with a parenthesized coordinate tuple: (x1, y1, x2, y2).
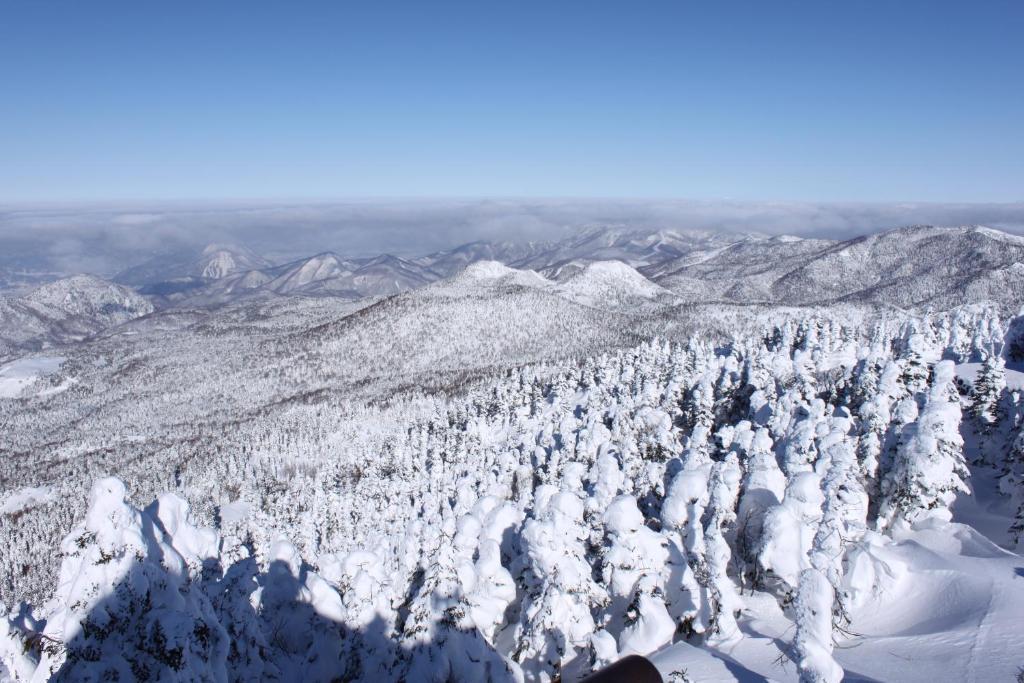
(600, 495, 673, 656)
(703, 458, 743, 644)
(514, 487, 606, 681)
(736, 427, 786, 579)
(879, 360, 969, 527)
(792, 567, 844, 683)
(2, 478, 229, 682)
(758, 472, 824, 591)
(969, 354, 1006, 467)
(661, 463, 712, 636)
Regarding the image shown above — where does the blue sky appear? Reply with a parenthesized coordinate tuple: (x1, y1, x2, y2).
(1, 1, 1021, 202)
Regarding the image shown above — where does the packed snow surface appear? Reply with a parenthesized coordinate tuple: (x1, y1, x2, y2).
(957, 361, 1024, 391)
(0, 356, 63, 398)
(650, 519, 1024, 682)
(0, 487, 54, 515)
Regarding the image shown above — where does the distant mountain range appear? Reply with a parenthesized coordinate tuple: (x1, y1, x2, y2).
(0, 275, 153, 359)
(113, 224, 1024, 311)
(2, 223, 1023, 360)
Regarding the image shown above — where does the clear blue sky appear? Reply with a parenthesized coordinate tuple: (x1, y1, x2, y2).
(1, 1, 1021, 202)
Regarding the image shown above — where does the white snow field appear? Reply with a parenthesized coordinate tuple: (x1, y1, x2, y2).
(0, 357, 63, 398)
(650, 517, 1024, 682)
(2, 226, 1024, 682)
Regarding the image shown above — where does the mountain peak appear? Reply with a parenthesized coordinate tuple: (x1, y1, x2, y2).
(560, 259, 668, 305)
(460, 260, 519, 279)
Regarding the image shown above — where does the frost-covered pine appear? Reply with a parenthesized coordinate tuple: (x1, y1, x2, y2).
(464, 539, 516, 643)
(703, 458, 743, 644)
(969, 354, 1006, 444)
(899, 332, 932, 398)
(792, 567, 844, 683)
(787, 415, 862, 683)
(661, 461, 712, 636)
(1001, 420, 1024, 545)
(780, 399, 827, 476)
(736, 427, 786, 578)
(879, 360, 969, 527)
(514, 486, 606, 681)
(857, 360, 902, 500)
(585, 449, 625, 548)
(758, 472, 824, 590)
(600, 495, 673, 656)
(318, 549, 398, 678)
(403, 505, 520, 682)
(789, 415, 867, 682)
(256, 540, 358, 682)
(3, 478, 229, 682)
(209, 549, 280, 681)
(682, 374, 716, 433)
(401, 504, 461, 679)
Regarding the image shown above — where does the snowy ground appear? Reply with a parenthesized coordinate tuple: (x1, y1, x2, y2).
(0, 356, 63, 399)
(0, 487, 54, 516)
(956, 361, 1024, 392)
(645, 360, 1024, 683)
(650, 519, 1024, 682)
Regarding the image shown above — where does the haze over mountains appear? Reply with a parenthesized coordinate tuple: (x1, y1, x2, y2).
(116, 223, 1024, 309)
(2, 223, 1023, 361)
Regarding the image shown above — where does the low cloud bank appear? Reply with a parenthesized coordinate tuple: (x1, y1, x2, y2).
(2, 199, 1023, 276)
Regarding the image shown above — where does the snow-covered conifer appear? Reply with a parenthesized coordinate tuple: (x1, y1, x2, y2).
(758, 472, 824, 590)
(600, 495, 673, 656)
(969, 354, 1006, 439)
(879, 360, 968, 527)
(514, 487, 606, 681)
(792, 567, 844, 683)
(703, 458, 743, 644)
(736, 427, 786, 578)
(661, 462, 712, 635)
(8, 478, 229, 681)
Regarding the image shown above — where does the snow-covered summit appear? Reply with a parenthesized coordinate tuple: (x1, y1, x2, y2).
(432, 260, 551, 294)
(22, 274, 153, 321)
(114, 243, 272, 288)
(1, 275, 153, 358)
(266, 252, 355, 294)
(559, 260, 670, 306)
(461, 260, 520, 279)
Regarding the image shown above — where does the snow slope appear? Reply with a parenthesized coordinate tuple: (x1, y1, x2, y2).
(0, 276, 153, 359)
(650, 519, 1024, 682)
(0, 357, 64, 398)
(559, 260, 673, 308)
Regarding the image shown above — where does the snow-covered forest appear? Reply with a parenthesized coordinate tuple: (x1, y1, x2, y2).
(3, 227, 1024, 681)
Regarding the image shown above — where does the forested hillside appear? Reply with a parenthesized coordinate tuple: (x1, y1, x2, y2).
(3, 279, 1023, 680)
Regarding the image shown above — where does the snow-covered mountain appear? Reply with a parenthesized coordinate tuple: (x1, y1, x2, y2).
(259, 251, 441, 298)
(655, 225, 1024, 309)
(416, 240, 553, 278)
(340, 254, 440, 297)
(262, 252, 360, 294)
(3, 224, 1024, 682)
(510, 226, 752, 278)
(105, 225, 1024, 315)
(116, 243, 272, 287)
(0, 275, 153, 359)
(140, 250, 445, 307)
(558, 260, 673, 308)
